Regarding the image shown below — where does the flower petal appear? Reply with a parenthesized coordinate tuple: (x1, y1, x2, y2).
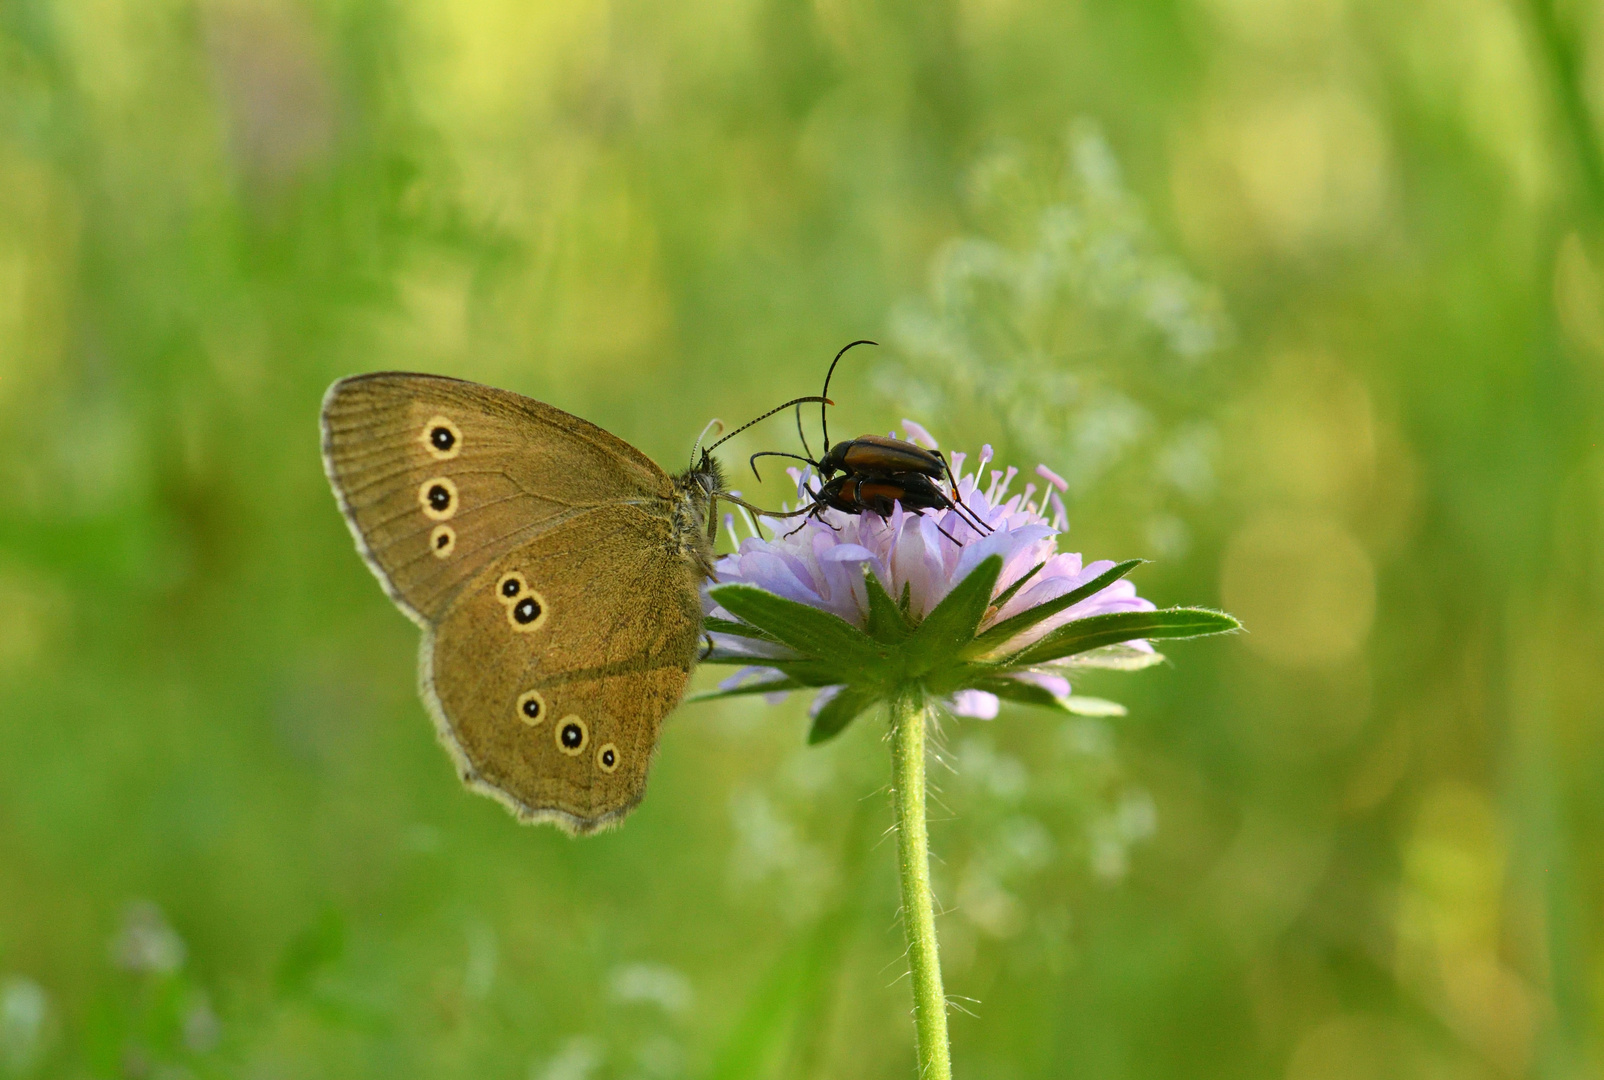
(949, 690, 1000, 719)
(808, 685, 844, 717)
(900, 419, 939, 449)
(1012, 670, 1071, 700)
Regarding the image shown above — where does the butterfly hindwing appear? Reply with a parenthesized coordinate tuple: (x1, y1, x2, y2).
(423, 505, 704, 833)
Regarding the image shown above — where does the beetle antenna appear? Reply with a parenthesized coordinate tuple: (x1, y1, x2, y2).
(706, 396, 832, 455)
(749, 450, 817, 483)
(819, 339, 877, 454)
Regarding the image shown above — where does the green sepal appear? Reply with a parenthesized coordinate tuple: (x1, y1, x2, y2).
(863, 569, 913, 642)
(698, 651, 787, 666)
(974, 675, 1061, 708)
(966, 559, 1145, 657)
(685, 675, 808, 704)
(1063, 696, 1128, 717)
(988, 560, 1046, 612)
(808, 685, 882, 744)
(696, 655, 847, 688)
(1067, 644, 1168, 671)
(905, 555, 1003, 674)
(708, 584, 884, 676)
(922, 660, 1002, 698)
(757, 658, 866, 687)
(975, 676, 1130, 717)
(703, 616, 780, 643)
(1009, 607, 1240, 667)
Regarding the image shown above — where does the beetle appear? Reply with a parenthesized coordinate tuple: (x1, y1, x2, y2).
(750, 341, 992, 544)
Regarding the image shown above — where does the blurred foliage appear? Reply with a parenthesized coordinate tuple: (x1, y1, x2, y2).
(0, 0, 1601, 1077)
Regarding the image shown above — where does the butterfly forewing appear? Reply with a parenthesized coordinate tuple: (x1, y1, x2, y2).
(426, 508, 703, 832)
(321, 373, 671, 623)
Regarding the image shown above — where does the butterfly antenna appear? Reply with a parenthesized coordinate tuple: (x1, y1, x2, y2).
(706, 396, 831, 455)
(690, 418, 724, 468)
(819, 339, 877, 453)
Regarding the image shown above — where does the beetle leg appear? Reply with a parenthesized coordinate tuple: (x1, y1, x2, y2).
(783, 511, 839, 539)
(930, 448, 994, 535)
(781, 500, 827, 539)
(939, 485, 992, 537)
(909, 507, 963, 547)
(950, 498, 992, 537)
(927, 512, 963, 547)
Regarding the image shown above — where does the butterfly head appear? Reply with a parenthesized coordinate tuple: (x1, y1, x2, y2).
(684, 447, 726, 498)
(671, 449, 726, 581)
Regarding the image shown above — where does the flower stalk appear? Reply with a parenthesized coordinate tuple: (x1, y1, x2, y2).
(889, 686, 952, 1080)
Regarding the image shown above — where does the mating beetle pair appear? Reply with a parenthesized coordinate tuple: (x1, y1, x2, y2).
(750, 341, 993, 544)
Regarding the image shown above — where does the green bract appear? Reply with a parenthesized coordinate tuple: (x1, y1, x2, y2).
(696, 554, 1240, 744)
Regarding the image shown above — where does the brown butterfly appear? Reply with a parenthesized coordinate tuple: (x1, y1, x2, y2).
(321, 373, 814, 834)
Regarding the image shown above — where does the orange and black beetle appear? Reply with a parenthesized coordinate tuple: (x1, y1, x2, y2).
(752, 341, 992, 543)
(818, 432, 946, 484)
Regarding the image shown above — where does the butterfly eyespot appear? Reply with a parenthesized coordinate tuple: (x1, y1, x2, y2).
(596, 743, 619, 773)
(419, 477, 459, 521)
(507, 591, 547, 632)
(556, 716, 588, 756)
(421, 415, 462, 460)
(515, 689, 546, 725)
(497, 572, 526, 601)
(430, 524, 456, 558)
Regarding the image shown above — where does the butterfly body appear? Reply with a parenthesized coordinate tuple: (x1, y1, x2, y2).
(321, 372, 721, 835)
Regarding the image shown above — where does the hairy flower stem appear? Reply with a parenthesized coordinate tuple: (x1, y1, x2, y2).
(890, 687, 952, 1079)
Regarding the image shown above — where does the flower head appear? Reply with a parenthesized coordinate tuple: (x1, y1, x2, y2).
(699, 425, 1235, 740)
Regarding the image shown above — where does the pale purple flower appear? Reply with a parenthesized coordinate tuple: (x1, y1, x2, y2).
(706, 427, 1156, 718)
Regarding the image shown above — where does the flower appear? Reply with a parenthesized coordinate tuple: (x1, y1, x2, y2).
(695, 421, 1240, 1079)
(701, 426, 1213, 733)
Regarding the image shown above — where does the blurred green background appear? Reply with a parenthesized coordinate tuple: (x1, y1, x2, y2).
(1, 0, 1601, 1077)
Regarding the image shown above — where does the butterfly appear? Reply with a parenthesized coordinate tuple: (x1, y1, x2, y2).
(320, 373, 813, 834)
